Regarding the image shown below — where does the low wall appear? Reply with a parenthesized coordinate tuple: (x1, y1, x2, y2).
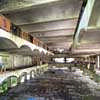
(0, 64, 48, 93)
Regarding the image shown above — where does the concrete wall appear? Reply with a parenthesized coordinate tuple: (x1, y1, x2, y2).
(0, 52, 33, 69)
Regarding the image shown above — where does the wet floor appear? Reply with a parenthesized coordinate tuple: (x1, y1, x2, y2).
(0, 67, 100, 100)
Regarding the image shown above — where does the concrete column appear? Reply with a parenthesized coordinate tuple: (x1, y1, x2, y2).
(17, 77, 21, 84)
(87, 57, 90, 69)
(97, 55, 100, 69)
(64, 57, 66, 63)
(7, 78, 12, 89)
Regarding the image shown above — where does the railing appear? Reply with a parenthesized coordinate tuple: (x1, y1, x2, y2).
(0, 64, 48, 94)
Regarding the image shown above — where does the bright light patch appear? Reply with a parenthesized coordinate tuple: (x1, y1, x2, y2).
(27, 74, 30, 80)
(55, 58, 64, 63)
(57, 48, 64, 52)
(21, 77, 25, 83)
(66, 58, 74, 63)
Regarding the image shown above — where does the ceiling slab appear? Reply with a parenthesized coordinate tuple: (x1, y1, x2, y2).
(19, 18, 78, 32)
(30, 29, 75, 37)
(2, 0, 82, 25)
(0, 0, 83, 53)
(88, 0, 100, 28)
(0, 0, 61, 13)
(39, 35, 73, 43)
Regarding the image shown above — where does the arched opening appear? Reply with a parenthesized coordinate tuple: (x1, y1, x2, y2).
(36, 68, 41, 76)
(0, 37, 18, 51)
(40, 51, 45, 64)
(0, 37, 18, 72)
(18, 45, 33, 67)
(19, 45, 33, 56)
(9, 45, 33, 68)
(19, 72, 27, 83)
(0, 75, 17, 93)
(6, 76, 17, 88)
(30, 70, 35, 79)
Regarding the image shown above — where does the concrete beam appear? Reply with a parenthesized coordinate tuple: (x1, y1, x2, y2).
(19, 18, 78, 32)
(52, 53, 90, 58)
(72, 43, 100, 55)
(49, 46, 71, 50)
(48, 42, 72, 50)
(88, 0, 100, 28)
(30, 29, 75, 37)
(47, 42, 72, 46)
(39, 35, 73, 43)
(79, 29, 100, 44)
(73, 0, 95, 46)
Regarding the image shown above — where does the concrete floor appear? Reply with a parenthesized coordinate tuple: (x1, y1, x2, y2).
(0, 67, 100, 100)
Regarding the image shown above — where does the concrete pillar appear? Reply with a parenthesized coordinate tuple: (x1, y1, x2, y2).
(12, 55, 15, 68)
(24, 73, 27, 82)
(30, 70, 35, 79)
(64, 57, 66, 63)
(97, 55, 100, 69)
(87, 57, 90, 69)
(7, 78, 12, 89)
(17, 77, 21, 84)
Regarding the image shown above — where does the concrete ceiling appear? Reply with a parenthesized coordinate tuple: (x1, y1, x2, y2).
(30, 29, 75, 37)
(19, 18, 78, 32)
(88, 0, 100, 28)
(0, 0, 83, 52)
(72, 0, 100, 56)
(2, 0, 81, 25)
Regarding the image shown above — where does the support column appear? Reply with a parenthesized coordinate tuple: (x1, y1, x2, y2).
(7, 78, 12, 89)
(64, 57, 66, 63)
(97, 55, 100, 69)
(87, 57, 90, 70)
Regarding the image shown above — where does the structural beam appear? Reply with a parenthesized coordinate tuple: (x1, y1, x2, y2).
(79, 29, 100, 44)
(30, 29, 75, 38)
(52, 53, 90, 58)
(73, 0, 95, 46)
(19, 18, 78, 32)
(0, 0, 83, 53)
(89, 0, 100, 28)
(39, 36, 73, 43)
